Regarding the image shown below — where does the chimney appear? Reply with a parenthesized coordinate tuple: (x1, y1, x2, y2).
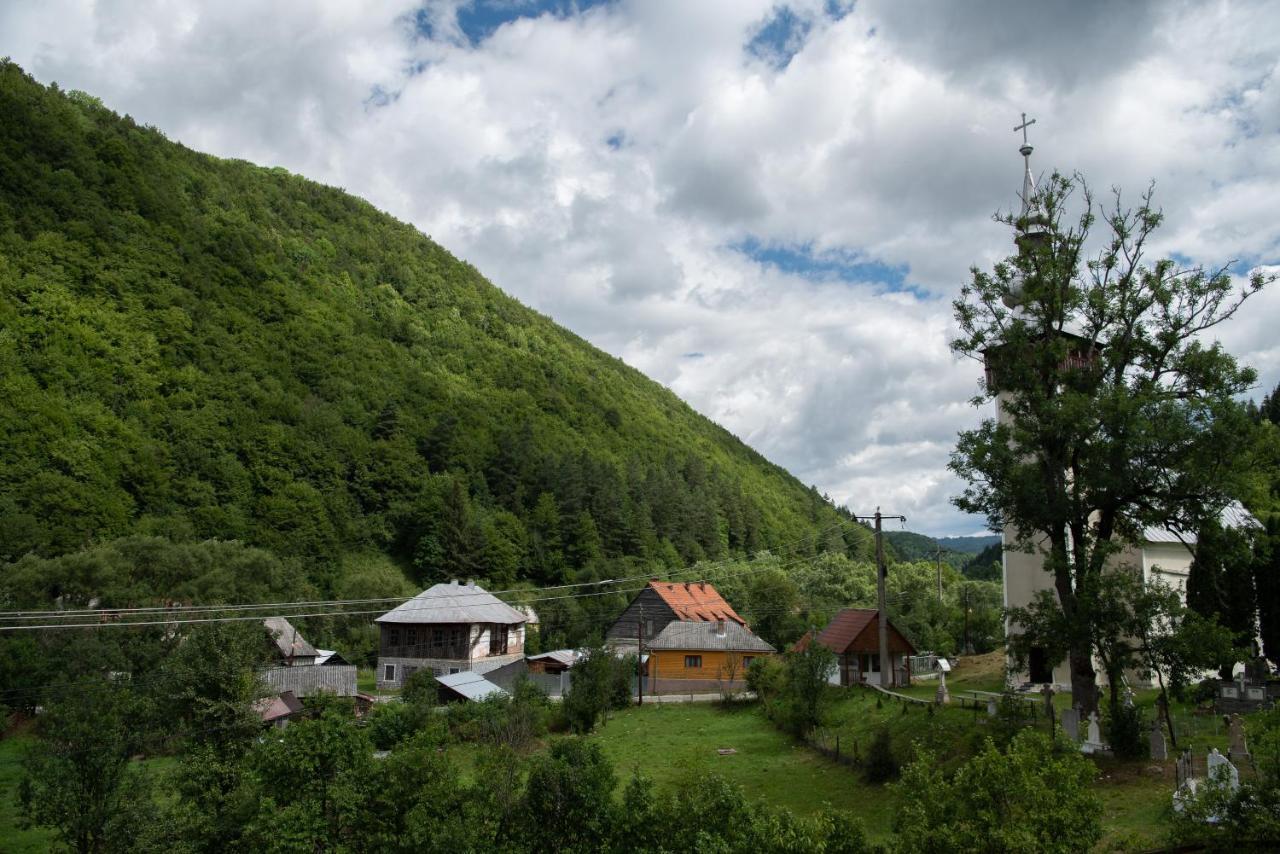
(700, 581, 706, 591)
(450, 579, 459, 586)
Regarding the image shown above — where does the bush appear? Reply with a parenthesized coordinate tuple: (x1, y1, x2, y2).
(863, 726, 899, 784)
(745, 655, 786, 702)
(401, 669, 439, 707)
(894, 730, 1101, 853)
(1107, 702, 1148, 760)
(367, 702, 417, 750)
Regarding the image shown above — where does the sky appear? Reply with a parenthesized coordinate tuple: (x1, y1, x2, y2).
(2, 0, 1278, 536)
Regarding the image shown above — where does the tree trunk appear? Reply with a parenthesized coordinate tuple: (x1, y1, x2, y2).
(1069, 648, 1098, 716)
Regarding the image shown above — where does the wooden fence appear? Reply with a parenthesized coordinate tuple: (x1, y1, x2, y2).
(260, 664, 357, 698)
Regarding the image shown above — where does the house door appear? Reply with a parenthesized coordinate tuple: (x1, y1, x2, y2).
(1028, 647, 1052, 684)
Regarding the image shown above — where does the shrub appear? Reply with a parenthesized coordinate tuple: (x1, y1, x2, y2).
(894, 730, 1101, 853)
(863, 726, 899, 784)
(1107, 702, 1148, 760)
(401, 669, 438, 707)
(745, 655, 786, 702)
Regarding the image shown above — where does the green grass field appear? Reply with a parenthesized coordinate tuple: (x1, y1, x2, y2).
(0, 733, 54, 854)
(586, 694, 1188, 850)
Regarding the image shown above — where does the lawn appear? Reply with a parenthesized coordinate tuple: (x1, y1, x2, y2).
(590, 702, 896, 833)
(0, 729, 179, 854)
(0, 732, 53, 854)
(585, 693, 1195, 851)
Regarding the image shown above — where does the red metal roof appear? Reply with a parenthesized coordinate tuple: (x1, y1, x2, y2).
(793, 609, 914, 655)
(647, 580, 745, 625)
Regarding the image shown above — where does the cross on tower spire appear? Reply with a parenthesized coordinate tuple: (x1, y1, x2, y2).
(1015, 112, 1036, 146)
(1014, 112, 1039, 218)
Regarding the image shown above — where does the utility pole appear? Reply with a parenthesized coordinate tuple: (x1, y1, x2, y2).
(962, 586, 973, 655)
(852, 509, 906, 687)
(636, 606, 644, 707)
(934, 547, 944, 603)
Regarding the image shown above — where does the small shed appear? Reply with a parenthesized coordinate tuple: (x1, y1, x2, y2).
(254, 690, 304, 729)
(527, 649, 581, 675)
(435, 671, 508, 703)
(794, 609, 916, 687)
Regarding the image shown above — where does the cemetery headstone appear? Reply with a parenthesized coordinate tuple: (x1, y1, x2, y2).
(1149, 721, 1167, 761)
(1060, 706, 1080, 742)
(1207, 747, 1240, 792)
(1228, 713, 1251, 764)
(1081, 711, 1105, 754)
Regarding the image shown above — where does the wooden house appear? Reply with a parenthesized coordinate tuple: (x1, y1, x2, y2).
(264, 616, 318, 666)
(795, 609, 915, 687)
(606, 580, 745, 652)
(260, 617, 357, 697)
(375, 580, 527, 690)
(645, 620, 774, 693)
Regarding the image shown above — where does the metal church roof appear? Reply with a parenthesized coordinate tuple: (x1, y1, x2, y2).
(375, 581, 528, 625)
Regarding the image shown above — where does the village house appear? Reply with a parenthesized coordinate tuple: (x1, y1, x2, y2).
(375, 580, 527, 690)
(260, 616, 358, 698)
(795, 609, 916, 688)
(644, 620, 774, 693)
(606, 579, 746, 652)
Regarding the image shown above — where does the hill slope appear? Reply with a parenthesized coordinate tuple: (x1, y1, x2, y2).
(0, 63, 869, 592)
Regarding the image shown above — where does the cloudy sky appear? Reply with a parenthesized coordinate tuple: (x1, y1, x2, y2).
(3, 0, 1278, 536)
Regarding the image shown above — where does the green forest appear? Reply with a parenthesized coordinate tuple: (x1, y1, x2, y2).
(0, 61, 874, 611)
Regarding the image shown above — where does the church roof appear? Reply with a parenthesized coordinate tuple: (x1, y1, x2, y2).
(1144, 502, 1259, 546)
(375, 581, 527, 625)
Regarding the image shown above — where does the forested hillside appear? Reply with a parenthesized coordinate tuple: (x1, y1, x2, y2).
(0, 62, 871, 601)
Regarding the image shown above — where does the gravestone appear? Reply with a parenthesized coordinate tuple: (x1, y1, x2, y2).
(1122, 685, 1135, 708)
(1227, 713, 1251, 764)
(1207, 747, 1240, 792)
(986, 697, 997, 717)
(1149, 721, 1167, 761)
(1060, 706, 1080, 742)
(1081, 711, 1105, 754)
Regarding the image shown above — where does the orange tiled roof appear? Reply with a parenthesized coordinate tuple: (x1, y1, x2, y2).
(647, 580, 745, 625)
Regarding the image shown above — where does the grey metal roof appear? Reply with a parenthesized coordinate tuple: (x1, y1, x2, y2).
(375, 581, 528, 625)
(435, 671, 508, 701)
(264, 617, 318, 659)
(647, 621, 775, 653)
(1143, 502, 1259, 545)
(527, 649, 581, 667)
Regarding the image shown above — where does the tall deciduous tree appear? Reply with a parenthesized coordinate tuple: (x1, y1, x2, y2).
(951, 173, 1269, 713)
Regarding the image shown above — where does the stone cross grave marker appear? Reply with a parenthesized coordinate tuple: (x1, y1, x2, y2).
(1149, 721, 1167, 761)
(1081, 711, 1105, 754)
(1227, 713, 1251, 764)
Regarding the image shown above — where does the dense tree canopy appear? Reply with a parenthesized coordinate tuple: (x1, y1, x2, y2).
(0, 62, 871, 601)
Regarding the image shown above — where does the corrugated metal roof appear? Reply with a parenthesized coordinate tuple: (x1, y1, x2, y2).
(647, 580, 746, 625)
(794, 609, 915, 656)
(647, 620, 774, 653)
(1143, 501, 1260, 545)
(375, 582, 528, 625)
(527, 649, 581, 667)
(264, 617, 318, 659)
(435, 671, 508, 701)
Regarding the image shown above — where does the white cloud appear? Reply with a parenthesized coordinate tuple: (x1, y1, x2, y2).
(1, 0, 1277, 535)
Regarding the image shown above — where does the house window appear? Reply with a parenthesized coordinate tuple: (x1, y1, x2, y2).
(388, 628, 400, 648)
(383, 664, 396, 683)
(449, 667, 460, 675)
(406, 628, 417, 649)
(742, 657, 755, 668)
(684, 655, 702, 669)
(489, 623, 508, 656)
